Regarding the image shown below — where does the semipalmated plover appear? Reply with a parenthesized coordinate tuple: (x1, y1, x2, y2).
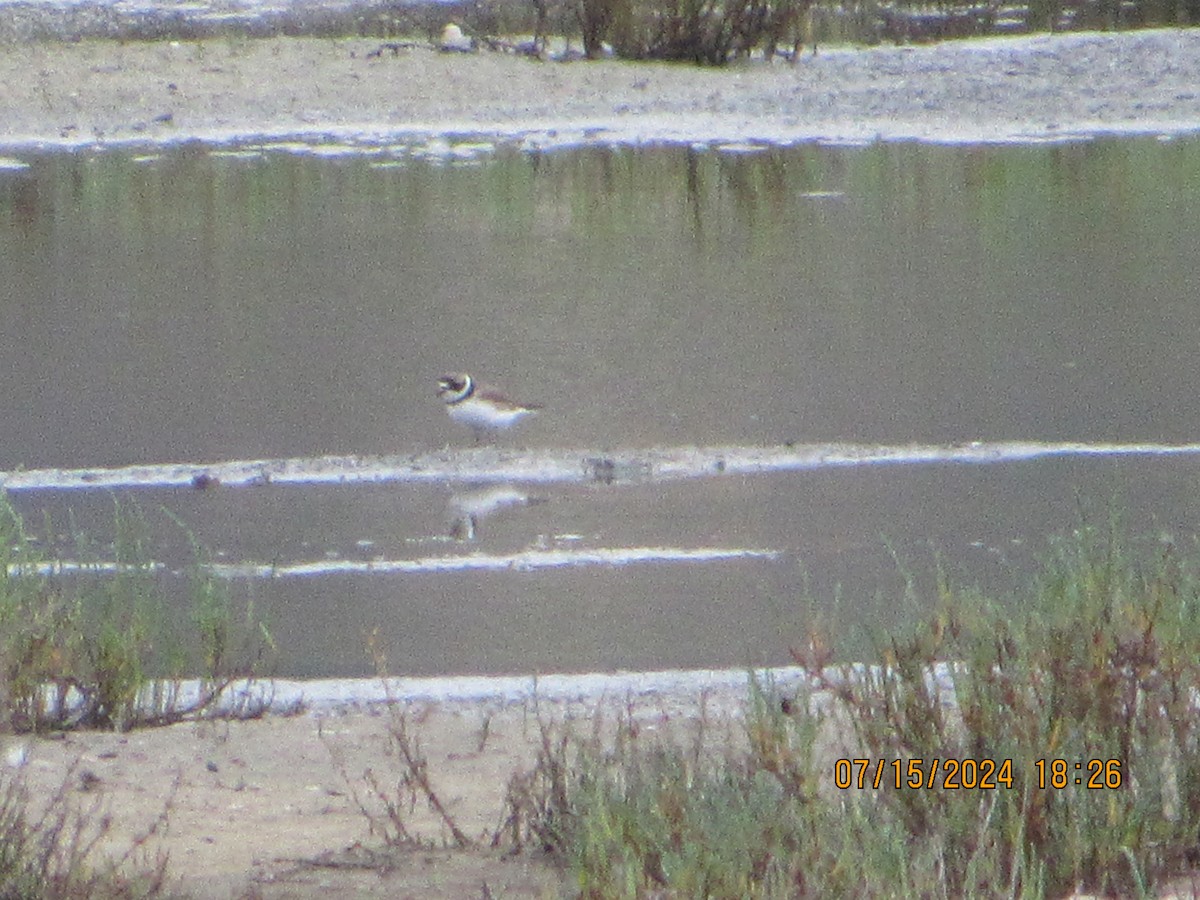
(437, 373, 539, 441)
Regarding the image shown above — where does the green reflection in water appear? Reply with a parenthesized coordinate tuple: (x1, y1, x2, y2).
(0, 137, 1197, 468)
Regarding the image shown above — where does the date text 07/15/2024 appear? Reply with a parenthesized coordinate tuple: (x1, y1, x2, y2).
(833, 758, 1123, 791)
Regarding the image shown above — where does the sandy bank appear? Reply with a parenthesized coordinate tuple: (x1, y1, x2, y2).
(1, 28, 1199, 153)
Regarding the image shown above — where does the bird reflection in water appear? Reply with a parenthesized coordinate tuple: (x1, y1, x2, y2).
(448, 484, 546, 541)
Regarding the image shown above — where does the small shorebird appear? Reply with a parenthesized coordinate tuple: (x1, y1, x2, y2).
(437, 373, 540, 441)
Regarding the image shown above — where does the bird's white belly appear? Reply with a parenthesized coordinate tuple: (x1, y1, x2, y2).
(448, 398, 530, 431)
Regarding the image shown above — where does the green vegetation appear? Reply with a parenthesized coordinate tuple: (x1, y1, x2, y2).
(484, 522, 1200, 897)
(0, 497, 274, 733)
(0, 497, 270, 898)
(10, 505, 1200, 897)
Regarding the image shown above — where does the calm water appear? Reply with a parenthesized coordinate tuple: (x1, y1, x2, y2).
(1, 136, 1199, 676)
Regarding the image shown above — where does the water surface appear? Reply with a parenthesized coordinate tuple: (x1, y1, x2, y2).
(1, 136, 1198, 676)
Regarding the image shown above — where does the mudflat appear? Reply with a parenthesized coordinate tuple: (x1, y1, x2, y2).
(0, 29, 1199, 151)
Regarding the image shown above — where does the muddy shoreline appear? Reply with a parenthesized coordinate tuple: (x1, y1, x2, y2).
(7, 670, 826, 898)
(1, 28, 1199, 154)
